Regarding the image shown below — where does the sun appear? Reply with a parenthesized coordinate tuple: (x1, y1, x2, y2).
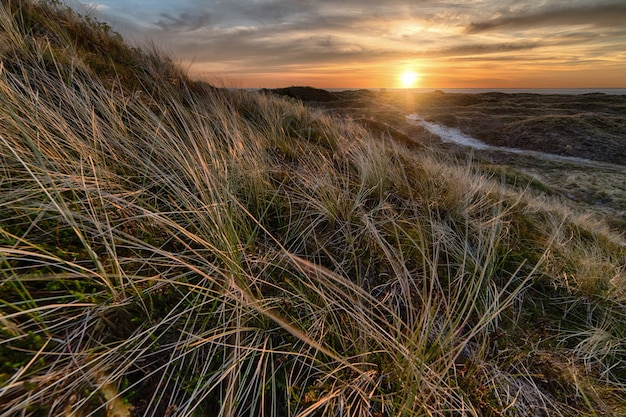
(400, 71, 418, 88)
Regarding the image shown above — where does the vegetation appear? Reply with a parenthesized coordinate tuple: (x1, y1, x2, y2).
(1, 1, 625, 416)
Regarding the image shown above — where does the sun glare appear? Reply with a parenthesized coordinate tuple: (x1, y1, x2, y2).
(400, 71, 418, 88)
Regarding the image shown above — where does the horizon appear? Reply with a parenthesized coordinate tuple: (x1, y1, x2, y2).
(69, 0, 626, 89)
(250, 86, 626, 94)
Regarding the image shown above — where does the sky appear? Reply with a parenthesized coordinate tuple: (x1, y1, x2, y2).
(70, 0, 626, 89)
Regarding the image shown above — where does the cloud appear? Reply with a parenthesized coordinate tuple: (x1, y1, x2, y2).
(82, 3, 110, 12)
(466, 2, 626, 33)
(421, 41, 542, 58)
(155, 11, 213, 32)
(69, 0, 626, 87)
(173, 34, 396, 68)
(155, 1, 619, 72)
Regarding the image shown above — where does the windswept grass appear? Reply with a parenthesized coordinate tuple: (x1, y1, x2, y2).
(1, 1, 625, 416)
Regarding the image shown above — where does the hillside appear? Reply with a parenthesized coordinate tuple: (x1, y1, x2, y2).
(266, 87, 626, 233)
(1, 1, 625, 416)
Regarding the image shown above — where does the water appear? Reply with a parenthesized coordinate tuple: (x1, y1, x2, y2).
(405, 114, 491, 150)
(405, 113, 617, 168)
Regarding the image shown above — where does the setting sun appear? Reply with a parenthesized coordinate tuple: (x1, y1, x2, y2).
(400, 71, 419, 88)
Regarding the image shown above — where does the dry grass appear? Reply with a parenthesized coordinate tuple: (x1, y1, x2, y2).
(1, 1, 625, 416)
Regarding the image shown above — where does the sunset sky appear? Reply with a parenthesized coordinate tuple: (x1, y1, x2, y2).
(71, 0, 626, 89)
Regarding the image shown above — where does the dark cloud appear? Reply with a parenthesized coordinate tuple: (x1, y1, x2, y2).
(174, 35, 396, 68)
(421, 41, 542, 57)
(224, 1, 316, 24)
(155, 11, 213, 32)
(466, 2, 626, 33)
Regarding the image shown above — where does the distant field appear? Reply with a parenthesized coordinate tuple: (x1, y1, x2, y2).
(269, 87, 626, 231)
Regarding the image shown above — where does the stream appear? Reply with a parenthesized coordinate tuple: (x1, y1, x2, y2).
(405, 113, 616, 169)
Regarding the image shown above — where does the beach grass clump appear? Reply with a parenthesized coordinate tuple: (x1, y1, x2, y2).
(1, 1, 625, 416)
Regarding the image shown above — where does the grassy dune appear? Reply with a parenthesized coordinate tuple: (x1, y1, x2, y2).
(1, 1, 625, 416)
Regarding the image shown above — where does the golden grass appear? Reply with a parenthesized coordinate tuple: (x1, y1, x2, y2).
(0, 1, 625, 416)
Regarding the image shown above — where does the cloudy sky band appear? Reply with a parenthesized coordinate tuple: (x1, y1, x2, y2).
(72, 0, 626, 88)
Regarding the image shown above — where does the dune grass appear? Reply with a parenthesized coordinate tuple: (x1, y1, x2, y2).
(1, 1, 625, 416)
